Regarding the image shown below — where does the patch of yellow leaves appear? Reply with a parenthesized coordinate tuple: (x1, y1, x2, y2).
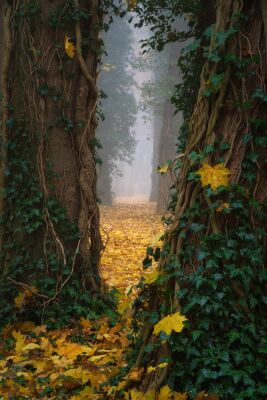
(0, 317, 131, 399)
(197, 163, 230, 190)
(124, 386, 188, 400)
(153, 312, 188, 335)
(100, 202, 162, 294)
(144, 270, 159, 285)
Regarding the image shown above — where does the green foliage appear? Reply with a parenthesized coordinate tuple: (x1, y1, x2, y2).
(0, 117, 115, 328)
(0, 0, 119, 328)
(128, 1, 267, 399)
(171, 219, 267, 398)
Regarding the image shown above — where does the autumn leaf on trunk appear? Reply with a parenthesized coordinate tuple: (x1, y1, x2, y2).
(65, 36, 76, 58)
(197, 163, 230, 190)
(153, 312, 187, 335)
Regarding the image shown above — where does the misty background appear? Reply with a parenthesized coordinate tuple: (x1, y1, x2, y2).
(97, 13, 185, 210)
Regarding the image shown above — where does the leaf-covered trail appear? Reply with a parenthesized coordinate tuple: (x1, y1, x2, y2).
(0, 200, 163, 399)
(100, 199, 162, 292)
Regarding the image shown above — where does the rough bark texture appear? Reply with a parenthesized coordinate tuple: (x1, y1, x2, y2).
(0, 0, 103, 317)
(132, 0, 267, 395)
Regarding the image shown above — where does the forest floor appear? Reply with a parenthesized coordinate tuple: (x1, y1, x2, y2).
(100, 199, 163, 292)
(0, 200, 163, 399)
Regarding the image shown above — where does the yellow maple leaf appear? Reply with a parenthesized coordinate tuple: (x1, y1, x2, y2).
(150, 231, 164, 247)
(147, 365, 156, 373)
(12, 330, 26, 354)
(159, 385, 172, 400)
(125, 389, 145, 400)
(157, 162, 170, 174)
(22, 343, 40, 353)
(127, 366, 143, 381)
(144, 390, 155, 400)
(144, 270, 159, 285)
(116, 292, 132, 314)
(158, 362, 168, 368)
(65, 36, 76, 58)
(80, 317, 92, 329)
(197, 163, 230, 190)
(153, 312, 187, 335)
(63, 367, 92, 384)
(56, 341, 95, 360)
(51, 355, 70, 368)
(40, 337, 53, 355)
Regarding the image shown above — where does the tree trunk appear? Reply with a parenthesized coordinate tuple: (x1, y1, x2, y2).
(132, 0, 267, 398)
(149, 25, 185, 212)
(0, 0, 103, 324)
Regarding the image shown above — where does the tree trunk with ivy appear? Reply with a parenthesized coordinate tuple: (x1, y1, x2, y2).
(129, 1, 267, 398)
(0, 0, 105, 325)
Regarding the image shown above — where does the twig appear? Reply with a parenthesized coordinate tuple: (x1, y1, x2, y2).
(7, 277, 49, 299)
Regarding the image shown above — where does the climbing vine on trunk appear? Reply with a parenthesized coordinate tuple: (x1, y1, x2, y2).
(124, 1, 267, 399)
(0, 0, 114, 326)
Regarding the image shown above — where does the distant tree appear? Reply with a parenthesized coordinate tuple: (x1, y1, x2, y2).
(97, 14, 137, 204)
(137, 41, 183, 211)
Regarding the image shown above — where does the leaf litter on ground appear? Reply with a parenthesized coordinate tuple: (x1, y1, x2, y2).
(0, 201, 164, 399)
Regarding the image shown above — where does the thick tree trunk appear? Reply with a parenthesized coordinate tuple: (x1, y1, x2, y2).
(0, 0, 103, 322)
(131, 0, 267, 397)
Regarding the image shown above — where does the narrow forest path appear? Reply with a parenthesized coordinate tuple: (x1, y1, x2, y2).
(100, 199, 162, 292)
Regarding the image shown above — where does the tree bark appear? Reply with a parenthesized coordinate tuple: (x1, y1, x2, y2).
(132, 0, 267, 396)
(0, 0, 103, 321)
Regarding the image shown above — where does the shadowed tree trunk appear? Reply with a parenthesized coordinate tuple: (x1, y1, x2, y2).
(130, 0, 267, 398)
(0, 0, 104, 323)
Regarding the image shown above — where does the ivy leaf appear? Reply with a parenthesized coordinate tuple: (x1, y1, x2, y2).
(64, 36, 76, 58)
(197, 163, 230, 190)
(153, 312, 187, 335)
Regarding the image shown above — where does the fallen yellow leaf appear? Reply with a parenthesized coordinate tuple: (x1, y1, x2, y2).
(144, 270, 159, 285)
(12, 330, 26, 354)
(128, 366, 144, 381)
(159, 385, 172, 400)
(22, 343, 40, 353)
